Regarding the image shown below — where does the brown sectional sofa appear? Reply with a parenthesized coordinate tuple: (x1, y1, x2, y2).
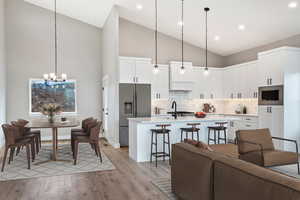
(171, 143, 300, 200)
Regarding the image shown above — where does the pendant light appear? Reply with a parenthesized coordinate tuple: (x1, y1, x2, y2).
(43, 0, 67, 83)
(204, 7, 210, 76)
(179, 0, 185, 75)
(153, 0, 159, 74)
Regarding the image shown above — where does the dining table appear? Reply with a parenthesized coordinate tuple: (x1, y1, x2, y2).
(26, 119, 80, 164)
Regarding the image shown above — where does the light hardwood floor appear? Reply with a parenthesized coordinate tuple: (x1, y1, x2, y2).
(0, 142, 171, 200)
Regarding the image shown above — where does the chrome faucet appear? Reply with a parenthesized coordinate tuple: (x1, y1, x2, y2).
(171, 100, 177, 119)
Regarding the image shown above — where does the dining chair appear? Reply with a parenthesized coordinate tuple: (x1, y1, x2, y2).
(73, 121, 103, 165)
(1, 124, 33, 172)
(11, 121, 39, 156)
(71, 119, 97, 154)
(71, 117, 94, 133)
(17, 119, 41, 148)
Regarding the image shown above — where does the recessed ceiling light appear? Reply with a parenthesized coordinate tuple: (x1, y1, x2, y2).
(238, 24, 246, 31)
(288, 1, 298, 8)
(136, 4, 143, 10)
(214, 36, 220, 41)
(178, 20, 184, 27)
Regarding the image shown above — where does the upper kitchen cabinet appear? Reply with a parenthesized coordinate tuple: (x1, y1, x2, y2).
(119, 57, 152, 84)
(151, 65, 169, 100)
(169, 61, 194, 91)
(223, 61, 258, 99)
(258, 48, 285, 87)
(191, 67, 223, 99)
(244, 61, 259, 98)
(206, 68, 223, 99)
(191, 67, 208, 99)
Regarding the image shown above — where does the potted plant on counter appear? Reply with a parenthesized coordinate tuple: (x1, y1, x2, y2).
(40, 103, 62, 123)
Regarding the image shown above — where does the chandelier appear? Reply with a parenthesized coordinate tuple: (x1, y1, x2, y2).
(43, 0, 67, 83)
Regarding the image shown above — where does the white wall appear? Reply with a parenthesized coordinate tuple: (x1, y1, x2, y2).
(283, 49, 300, 151)
(0, 0, 6, 147)
(5, 0, 102, 140)
(102, 6, 120, 148)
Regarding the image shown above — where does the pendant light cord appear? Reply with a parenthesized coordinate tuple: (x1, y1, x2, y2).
(205, 7, 209, 69)
(181, 0, 184, 68)
(54, 0, 57, 76)
(155, 0, 158, 67)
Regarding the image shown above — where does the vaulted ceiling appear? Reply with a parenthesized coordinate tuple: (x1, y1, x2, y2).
(24, 0, 300, 56)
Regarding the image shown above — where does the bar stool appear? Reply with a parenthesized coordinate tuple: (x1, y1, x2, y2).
(207, 122, 228, 144)
(180, 123, 201, 142)
(150, 124, 171, 167)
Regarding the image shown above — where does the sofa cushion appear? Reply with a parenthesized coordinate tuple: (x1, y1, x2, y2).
(184, 139, 213, 151)
(210, 144, 239, 158)
(239, 150, 299, 167)
(264, 150, 298, 166)
(237, 129, 275, 154)
(214, 155, 300, 200)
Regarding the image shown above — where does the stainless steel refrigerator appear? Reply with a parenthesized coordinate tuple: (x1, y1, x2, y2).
(119, 83, 151, 147)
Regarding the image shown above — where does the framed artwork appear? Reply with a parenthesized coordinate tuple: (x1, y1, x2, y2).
(29, 79, 77, 114)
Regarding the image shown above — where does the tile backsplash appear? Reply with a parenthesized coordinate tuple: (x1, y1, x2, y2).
(152, 92, 258, 115)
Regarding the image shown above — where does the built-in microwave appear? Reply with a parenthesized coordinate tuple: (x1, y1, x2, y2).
(258, 85, 284, 105)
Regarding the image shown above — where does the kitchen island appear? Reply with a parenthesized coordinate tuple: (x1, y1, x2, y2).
(128, 115, 240, 162)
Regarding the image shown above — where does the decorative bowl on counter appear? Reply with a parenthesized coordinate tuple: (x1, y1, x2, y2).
(195, 112, 206, 118)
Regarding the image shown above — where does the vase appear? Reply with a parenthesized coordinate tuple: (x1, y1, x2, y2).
(48, 115, 54, 123)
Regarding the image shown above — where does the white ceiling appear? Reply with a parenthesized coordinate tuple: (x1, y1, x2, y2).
(24, 0, 300, 56)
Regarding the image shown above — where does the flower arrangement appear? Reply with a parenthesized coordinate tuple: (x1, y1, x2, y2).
(40, 103, 62, 123)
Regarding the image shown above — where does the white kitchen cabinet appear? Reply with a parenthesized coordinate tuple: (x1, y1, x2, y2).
(191, 67, 206, 99)
(244, 61, 259, 98)
(227, 116, 259, 141)
(119, 58, 136, 83)
(258, 106, 284, 149)
(223, 68, 234, 99)
(191, 67, 222, 99)
(258, 49, 284, 87)
(169, 61, 194, 83)
(151, 65, 169, 100)
(207, 69, 223, 99)
(223, 61, 259, 99)
(119, 57, 152, 84)
(135, 59, 152, 84)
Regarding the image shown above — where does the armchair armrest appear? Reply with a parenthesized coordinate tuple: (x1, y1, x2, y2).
(272, 137, 299, 155)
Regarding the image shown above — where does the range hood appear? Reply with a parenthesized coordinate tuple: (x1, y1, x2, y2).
(169, 81, 193, 92)
(169, 61, 194, 92)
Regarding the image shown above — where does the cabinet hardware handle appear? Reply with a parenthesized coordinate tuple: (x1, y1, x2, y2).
(270, 78, 272, 85)
(136, 77, 138, 83)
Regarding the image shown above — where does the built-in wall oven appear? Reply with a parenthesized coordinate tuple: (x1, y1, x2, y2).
(258, 85, 284, 105)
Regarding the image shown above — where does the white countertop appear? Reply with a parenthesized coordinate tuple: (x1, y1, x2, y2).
(207, 113, 259, 117)
(152, 113, 258, 118)
(128, 116, 241, 124)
